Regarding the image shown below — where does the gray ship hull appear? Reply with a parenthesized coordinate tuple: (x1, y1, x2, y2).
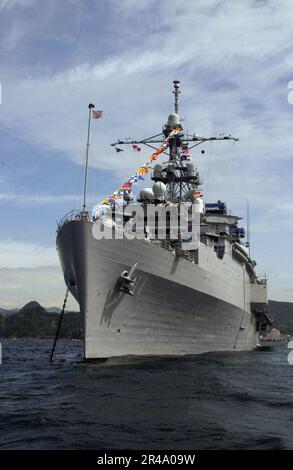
(57, 220, 258, 359)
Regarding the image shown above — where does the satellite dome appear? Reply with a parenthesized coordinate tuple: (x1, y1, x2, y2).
(167, 113, 180, 127)
(139, 188, 155, 200)
(152, 182, 166, 199)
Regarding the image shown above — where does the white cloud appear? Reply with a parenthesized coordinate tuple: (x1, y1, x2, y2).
(0, 240, 58, 268)
(0, 192, 100, 205)
(0, 239, 79, 308)
(0, 265, 78, 309)
(0, 0, 35, 12)
(1, 0, 293, 179)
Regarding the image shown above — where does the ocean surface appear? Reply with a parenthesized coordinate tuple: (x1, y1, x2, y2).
(0, 339, 292, 450)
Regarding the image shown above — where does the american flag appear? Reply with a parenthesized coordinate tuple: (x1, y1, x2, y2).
(92, 110, 103, 119)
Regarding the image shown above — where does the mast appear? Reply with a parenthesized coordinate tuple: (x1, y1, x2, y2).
(173, 80, 181, 114)
(110, 81, 238, 202)
(82, 103, 95, 212)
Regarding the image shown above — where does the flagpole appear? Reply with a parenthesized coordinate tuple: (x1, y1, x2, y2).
(83, 103, 95, 212)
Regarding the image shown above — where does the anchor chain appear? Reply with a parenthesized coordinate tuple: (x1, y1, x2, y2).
(49, 287, 69, 362)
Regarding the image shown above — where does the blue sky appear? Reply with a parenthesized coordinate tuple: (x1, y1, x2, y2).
(0, 0, 292, 308)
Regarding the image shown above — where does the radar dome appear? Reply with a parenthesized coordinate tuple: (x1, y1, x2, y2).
(152, 182, 166, 199)
(139, 188, 155, 200)
(167, 113, 180, 127)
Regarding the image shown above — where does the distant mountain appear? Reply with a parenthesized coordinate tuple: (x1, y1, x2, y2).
(268, 300, 293, 335)
(8, 303, 71, 314)
(18, 301, 47, 316)
(46, 307, 62, 313)
(0, 300, 81, 338)
(0, 307, 18, 316)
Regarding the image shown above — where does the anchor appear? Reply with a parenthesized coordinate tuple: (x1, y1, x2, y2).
(118, 263, 137, 296)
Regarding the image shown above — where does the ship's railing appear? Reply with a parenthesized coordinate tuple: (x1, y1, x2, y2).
(57, 209, 91, 231)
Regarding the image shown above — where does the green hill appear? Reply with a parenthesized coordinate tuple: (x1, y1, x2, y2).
(0, 301, 81, 338)
(268, 300, 293, 335)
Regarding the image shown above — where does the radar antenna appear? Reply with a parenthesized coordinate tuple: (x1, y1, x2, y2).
(173, 80, 181, 114)
(110, 81, 238, 202)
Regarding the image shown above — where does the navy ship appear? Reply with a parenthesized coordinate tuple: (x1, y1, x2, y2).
(56, 81, 271, 359)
